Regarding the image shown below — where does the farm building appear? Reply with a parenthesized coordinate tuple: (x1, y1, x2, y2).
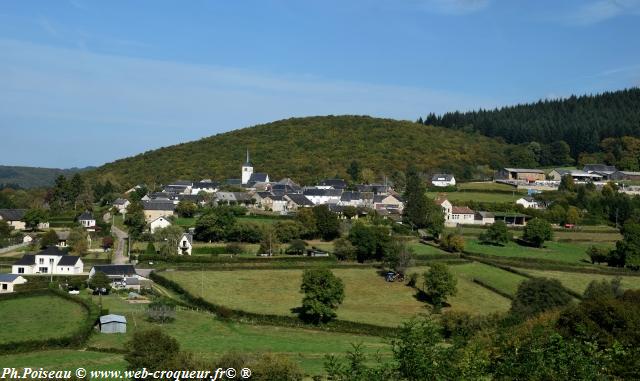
(99, 314, 127, 333)
(548, 169, 602, 182)
(496, 168, 546, 182)
(0, 274, 27, 293)
(610, 171, 640, 181)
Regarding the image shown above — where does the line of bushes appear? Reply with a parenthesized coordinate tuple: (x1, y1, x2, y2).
(0, 288, 100, 354)
(150, 271, 398, 337)
(471, 278, 514, 300)
(138, 253, 337, 264)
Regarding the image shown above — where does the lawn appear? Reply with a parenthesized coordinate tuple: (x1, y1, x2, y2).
(0, 294, 87, 343)
(427, 191, 523, 203)
(447, 262, 527, 297)
(86, 293, 389, 375)
(518, 269, 640, 295)
(464, 239, 612, 264)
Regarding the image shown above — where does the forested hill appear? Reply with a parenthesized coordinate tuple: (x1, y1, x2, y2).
(88, 115, 512, 187)
(420, 88, 640, 157)
(0, 165, 89, 188)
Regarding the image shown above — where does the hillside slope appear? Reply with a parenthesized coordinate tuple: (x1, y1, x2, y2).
(0, 166, 89, 188)
(422, 88, 640, 157)
(89, 115, 511, 187)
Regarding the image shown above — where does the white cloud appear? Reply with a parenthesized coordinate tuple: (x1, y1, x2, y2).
(568, 0, 640, 25)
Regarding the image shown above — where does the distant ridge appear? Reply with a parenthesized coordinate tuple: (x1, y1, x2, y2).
(0, 165, 91, 188)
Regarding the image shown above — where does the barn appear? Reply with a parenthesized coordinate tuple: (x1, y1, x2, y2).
(99, 314, 127, 334)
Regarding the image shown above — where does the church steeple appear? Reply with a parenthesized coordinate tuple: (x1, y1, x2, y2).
(241, 149, 254, 185)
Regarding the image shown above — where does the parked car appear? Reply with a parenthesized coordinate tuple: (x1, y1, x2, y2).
(68, 290, 80, 295)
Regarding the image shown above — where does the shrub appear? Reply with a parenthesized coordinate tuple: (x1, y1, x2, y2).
(478, 221, 511, 246)
(298, 268, 345, 324)
(439, 233, 465, 253)
(147, 298, 177, 323)
(224, 242, 245, 255)
(586, 245, 609, 264)
(510, 278, 572, 320)
(333, 238, 356, 261)
(285, 239, 307, 255)
(423, 263, 457, 312)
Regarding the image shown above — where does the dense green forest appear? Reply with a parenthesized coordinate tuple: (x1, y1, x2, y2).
(420, 88, 640, 159)
(87, 116, 512, 188)
(0, 165, 90, 189)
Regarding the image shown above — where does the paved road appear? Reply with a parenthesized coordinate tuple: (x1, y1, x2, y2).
(111, 225, 129, 265)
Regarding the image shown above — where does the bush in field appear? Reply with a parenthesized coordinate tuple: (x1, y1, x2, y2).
(285, 239, 307, 255)
(439, 233, 465, 253)
(510, 278, 572, 320)
(225, 242, 244, 255)
(333, 237, 356, 261)
(522, 218, 553, 247)
(479, 221, 511, 246)
(147, 298, 177, 323)
(298, 268, 345, 324)
(587, 245, 609, 264)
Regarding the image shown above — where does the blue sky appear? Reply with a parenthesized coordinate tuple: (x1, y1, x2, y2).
(1, 0, 639, 168)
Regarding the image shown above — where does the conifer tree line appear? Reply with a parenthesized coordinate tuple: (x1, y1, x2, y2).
(418, 87, 640, 161)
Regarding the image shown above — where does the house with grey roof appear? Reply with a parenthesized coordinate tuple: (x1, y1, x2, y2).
(78, 211, 96, 231)
(178, 233, 193, 255)
(89, 264, 138, 282)
(284, 194, 314, 211)
(303, 188, 342, 205)
(11, 246, 83, 275)
(338, 191, 365, 207)
(0, 209, 26, 230)
(142, 200, 176, 222)
(0, 274, 27, 293)
(112, 198, 130, 214)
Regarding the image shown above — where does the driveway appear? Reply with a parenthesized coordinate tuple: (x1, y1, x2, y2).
(111, 225, 129, 265)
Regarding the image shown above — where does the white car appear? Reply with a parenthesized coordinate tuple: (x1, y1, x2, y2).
(68, 290, 80, 295)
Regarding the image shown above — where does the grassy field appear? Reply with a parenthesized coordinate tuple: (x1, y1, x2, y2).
(85, 293, 389, 375)
(454, 226, 622, 243)
(447, 262, 527, 297)
(518, 269, 640, 295)
(0, 294, 87, 343)
(409, 242, 454, 258)
(464, 239, 613, 264)
(0, 350, 127, 372)
(457, 182, 519, 192)
(164, 266, 511, 326)
(427, 191, 523, 203)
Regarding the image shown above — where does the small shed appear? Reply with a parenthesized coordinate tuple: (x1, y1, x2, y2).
(99, 314, 127, 334)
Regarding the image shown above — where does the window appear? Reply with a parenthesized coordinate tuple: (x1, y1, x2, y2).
(17, 267, 24, 274)
(39, 267, 48, 273)
(38, 258, 44, 264)
(49, 258, 54, 264)
(2, 284, 7, 290)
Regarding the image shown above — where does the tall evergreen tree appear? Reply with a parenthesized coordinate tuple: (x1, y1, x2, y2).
(403, 165, 428, 229)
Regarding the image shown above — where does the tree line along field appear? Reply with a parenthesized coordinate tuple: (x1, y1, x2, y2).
(0, 294, 87, 343)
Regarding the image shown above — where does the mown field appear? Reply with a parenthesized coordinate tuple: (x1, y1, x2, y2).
(454, 226, 622, 243)
(163, 267, 511, 327)
(519, 269, 640, 295)
(85, 293, 389, 374)
(0, 294, 87, 343)
(463, 239, 612, 264)
(448, 262, 527, 297)
(427, 191, 523, 203)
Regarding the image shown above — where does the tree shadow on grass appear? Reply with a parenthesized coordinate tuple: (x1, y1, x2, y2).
(413, 289, 450, 308)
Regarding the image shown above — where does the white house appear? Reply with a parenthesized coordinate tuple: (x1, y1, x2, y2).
(431, 174, 456, 187)
(149, 216, 172, 233)
(338, 192, 365, 207)
(22, 233, 36, 244)
(178, 233, 193, 255)
(78, 211, 96, 231)
(192, 181, 219, 194)
(303, 188, 343, 205)
(450, 206, 476, 226)
(0, 274, 27, 293)
(12, 246, 83, 275)
(113, 198, 130, 214)
(516, 196, 540, 209)
(142, 201, 176, 223)
(262, 195, 288, 213)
